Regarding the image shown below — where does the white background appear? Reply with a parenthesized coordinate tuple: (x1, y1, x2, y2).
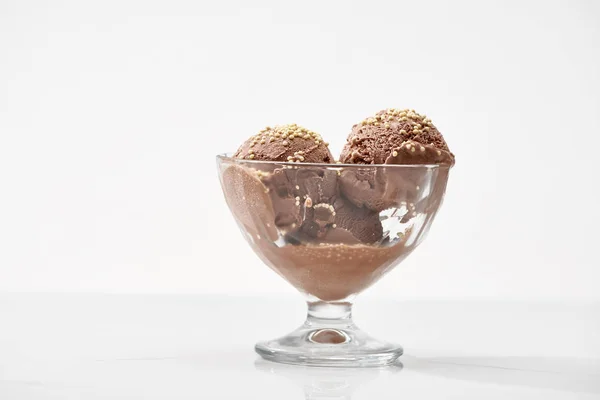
(1, 0, 599, 299)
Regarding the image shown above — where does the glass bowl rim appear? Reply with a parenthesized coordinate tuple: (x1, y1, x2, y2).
(217, 153, 452, 170)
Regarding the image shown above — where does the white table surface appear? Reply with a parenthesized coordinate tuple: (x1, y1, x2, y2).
(0, 294, 598, 399)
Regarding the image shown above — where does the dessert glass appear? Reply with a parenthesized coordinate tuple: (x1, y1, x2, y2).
(217, 154, 450, 367)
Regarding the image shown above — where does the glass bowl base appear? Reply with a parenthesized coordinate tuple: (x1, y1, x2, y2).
(255, 323, 403, 367)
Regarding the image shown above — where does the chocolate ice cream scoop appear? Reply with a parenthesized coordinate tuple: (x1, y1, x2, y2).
(234, 124, 334, 163)
(233, 124, 335, 234)
(293, 178, 384, 244)
(257, 166, 336, 234)
(338, 109, 454, 212)
(339, 109, 454, 165)
(337, 167, 415, 212)
(332, 197, 383, 244)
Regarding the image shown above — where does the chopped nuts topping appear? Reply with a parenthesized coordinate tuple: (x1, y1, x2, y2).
(241, 124, 328, 162)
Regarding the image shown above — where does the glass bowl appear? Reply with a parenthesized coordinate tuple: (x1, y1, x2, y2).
(217, 154, 450, 367)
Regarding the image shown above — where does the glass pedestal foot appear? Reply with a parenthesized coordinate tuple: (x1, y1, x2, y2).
(255, 302, 403, 367)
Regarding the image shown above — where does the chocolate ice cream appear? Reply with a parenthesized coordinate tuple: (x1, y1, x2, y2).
(220, 160, 421, 301)
(338, 109, 454, 212)
(257, 165, 383, 244)
(234, 124, 333, 163)
(232, 124, 382, 243)
(339, 109, 454, 165)
(220, 158, 440, 301)
(222, 112, 453, 301)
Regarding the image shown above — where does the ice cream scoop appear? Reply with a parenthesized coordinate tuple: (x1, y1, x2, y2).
(338, 109, 454, 212)
(234, 124, 333, 163)
(339, 109, 454, 165)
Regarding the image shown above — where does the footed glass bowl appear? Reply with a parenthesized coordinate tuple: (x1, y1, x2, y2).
(217, 154, 450, 367)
